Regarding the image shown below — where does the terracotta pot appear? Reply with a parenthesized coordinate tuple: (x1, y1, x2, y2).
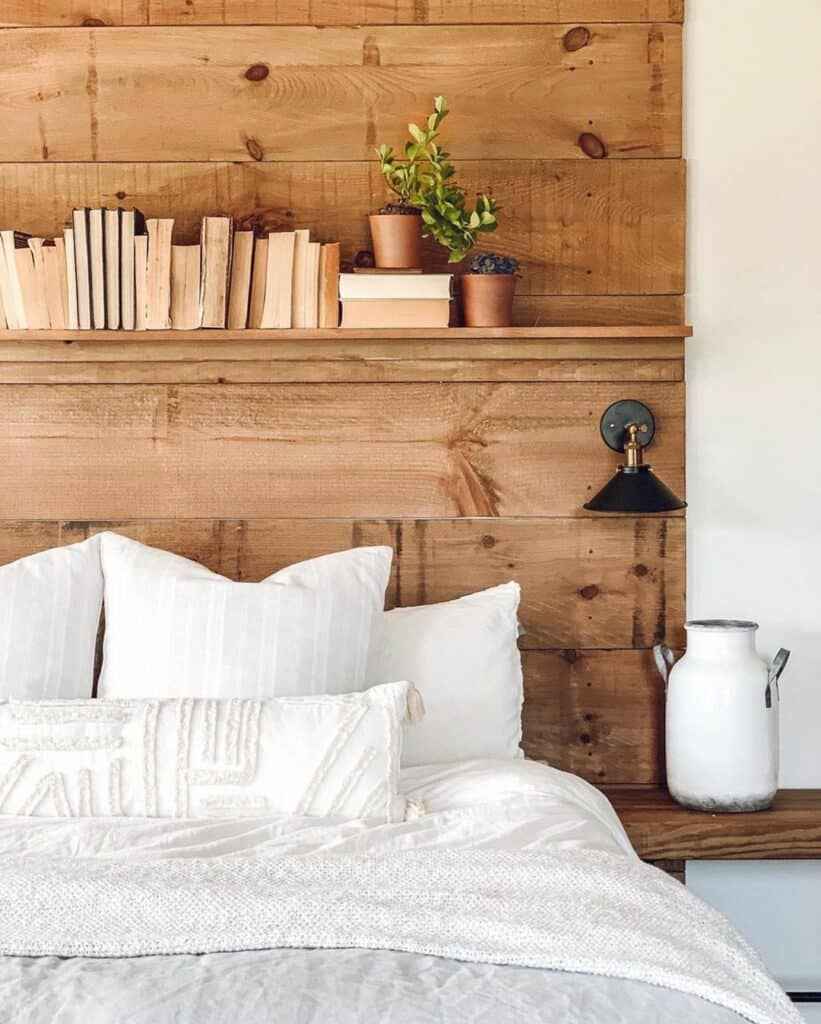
(461, 273, 516, 328)
(368, 213, 424, 270)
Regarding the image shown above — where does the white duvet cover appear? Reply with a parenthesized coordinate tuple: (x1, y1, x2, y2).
(0, 760, 798, 1024)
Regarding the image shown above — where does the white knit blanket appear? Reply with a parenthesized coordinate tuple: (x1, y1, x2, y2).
(0, 849, 798, 1024)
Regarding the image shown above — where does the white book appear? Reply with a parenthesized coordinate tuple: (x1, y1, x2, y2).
(301, 241, 320, 329)
(72, 209, 92, 330)
(0, 231, 32, 329)
(260, 232, 295, 329)
(0, 240, 16, 329)
(290, 229, 311, 329)
(134, 234, 149, 331)
(63, 227, 79, 330)
(338, 273, 453, 301)
(88, 208, 106, 328)
(104, 208, 121, 329)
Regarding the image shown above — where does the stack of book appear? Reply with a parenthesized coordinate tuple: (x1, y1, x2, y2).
(339, 271, 453, 328)
(0, 211, 341, 331)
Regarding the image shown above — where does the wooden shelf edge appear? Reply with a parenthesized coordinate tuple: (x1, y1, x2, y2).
(605, 787, 821, 861)
(0, 326, 693, 342)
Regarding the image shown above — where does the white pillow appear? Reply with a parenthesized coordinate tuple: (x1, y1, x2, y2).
(367, 582, 523, 766)
(0, 681, 418, 822)
(98, 533, 392, 701)
(0, 538, 103, 700)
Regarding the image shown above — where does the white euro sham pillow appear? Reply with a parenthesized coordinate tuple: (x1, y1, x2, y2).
(98, 532, 392, 701)
(367, 582, 523, 766)
(0, 537, 103, 700)
(0, 681, 419, 822)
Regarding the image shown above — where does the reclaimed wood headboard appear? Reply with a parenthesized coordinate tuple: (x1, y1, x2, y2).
(0, 1, 687, 788)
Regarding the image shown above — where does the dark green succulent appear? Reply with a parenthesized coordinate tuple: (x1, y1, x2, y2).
(469, 252, 520, 275)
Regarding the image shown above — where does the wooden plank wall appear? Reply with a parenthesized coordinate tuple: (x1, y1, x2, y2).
(0, 1, 686, 785)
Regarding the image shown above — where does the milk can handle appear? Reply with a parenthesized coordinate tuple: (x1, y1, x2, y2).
(764, 648, 790, 708)
(653, 643, 677, 689)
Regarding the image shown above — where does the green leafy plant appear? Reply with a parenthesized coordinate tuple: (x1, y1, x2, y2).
(415, 97, 498, 263)
(468, 252, 520, 275)
(375, 96, 500, 261)
(375, 97, 449, 212)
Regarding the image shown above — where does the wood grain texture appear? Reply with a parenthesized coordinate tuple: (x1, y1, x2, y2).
(607, 788, 821, 860)
(0, 161, 685, 296)
(0, 1, 148, 26)
(0, 331, 687, 383)
(0, 516, 684, 651)
(523, 649, 664, 784)
(1, 1, 684, 27)
(0, 25, 680, 161)
(514, 296, 686, 327)
(0, 381, 684, 520)
(0, 359, 683, 385)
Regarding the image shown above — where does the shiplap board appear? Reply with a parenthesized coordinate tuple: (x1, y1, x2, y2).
(0, 161, 685, 296)
(1, 1, 684, 26)
(0, 25, 681, 161)
(0, 381, 684, 519)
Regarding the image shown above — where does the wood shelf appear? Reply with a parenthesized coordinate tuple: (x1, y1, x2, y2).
(0, 326, 692, 342)
(606, 788, 821, 861)
(0, 326, 690, 384)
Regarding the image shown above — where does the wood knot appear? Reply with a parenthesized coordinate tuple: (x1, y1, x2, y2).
(563, 26, 591, 52)
(245, 63, 270, 82)
(481, 534, 496, 549)
(578, 132, 607, 159)
(579, 584, 600, 600)
(245, 136, 264, 162)
(362, 37, 381, 66)
(83, 17, 106, 26)
(632, 563, 649, 577)
(115, 190, 127, 200)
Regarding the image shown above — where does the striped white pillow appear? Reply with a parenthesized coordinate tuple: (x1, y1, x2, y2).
(0, 537, 103, 700)
(0, 681, 419, 822)
(97, 532, 393, 701)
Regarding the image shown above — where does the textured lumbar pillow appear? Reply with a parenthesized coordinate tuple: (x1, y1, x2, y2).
(0, 537, 103, 701)
(0, 681, 421, 822)
(367, 582, 523, 766)
(97, 532, 393, 701)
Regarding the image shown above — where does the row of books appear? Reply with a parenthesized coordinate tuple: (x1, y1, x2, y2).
(0, 211, 341, 331)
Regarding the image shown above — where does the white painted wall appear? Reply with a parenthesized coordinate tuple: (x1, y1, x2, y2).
(685, 0, 821, 786)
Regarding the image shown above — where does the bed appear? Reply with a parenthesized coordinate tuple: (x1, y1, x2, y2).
(0, 758, 797, 1023)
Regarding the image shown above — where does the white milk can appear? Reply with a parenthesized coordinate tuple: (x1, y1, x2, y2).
(654, 621, 790, 812)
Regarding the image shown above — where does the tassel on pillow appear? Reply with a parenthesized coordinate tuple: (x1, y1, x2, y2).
(405, 682, 426, 725)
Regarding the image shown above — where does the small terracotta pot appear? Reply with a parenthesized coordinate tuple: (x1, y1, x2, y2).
(368, 213, 424, 270)
(461, 273, 516, 328)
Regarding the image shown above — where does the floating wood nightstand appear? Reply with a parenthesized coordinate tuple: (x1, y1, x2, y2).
(606, 788, 821, 862)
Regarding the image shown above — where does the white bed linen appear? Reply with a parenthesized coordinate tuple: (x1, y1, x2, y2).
(0, 760, 633, 860)
(0, 761, 797, 1024)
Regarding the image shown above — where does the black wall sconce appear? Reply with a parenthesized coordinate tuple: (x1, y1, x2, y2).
(584, 399, 686, 513)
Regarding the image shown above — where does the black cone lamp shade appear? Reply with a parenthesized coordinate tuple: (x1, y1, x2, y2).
(584, 399, 686, 514)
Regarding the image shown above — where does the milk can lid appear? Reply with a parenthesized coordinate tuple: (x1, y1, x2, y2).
(685, 619, 759, 631)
